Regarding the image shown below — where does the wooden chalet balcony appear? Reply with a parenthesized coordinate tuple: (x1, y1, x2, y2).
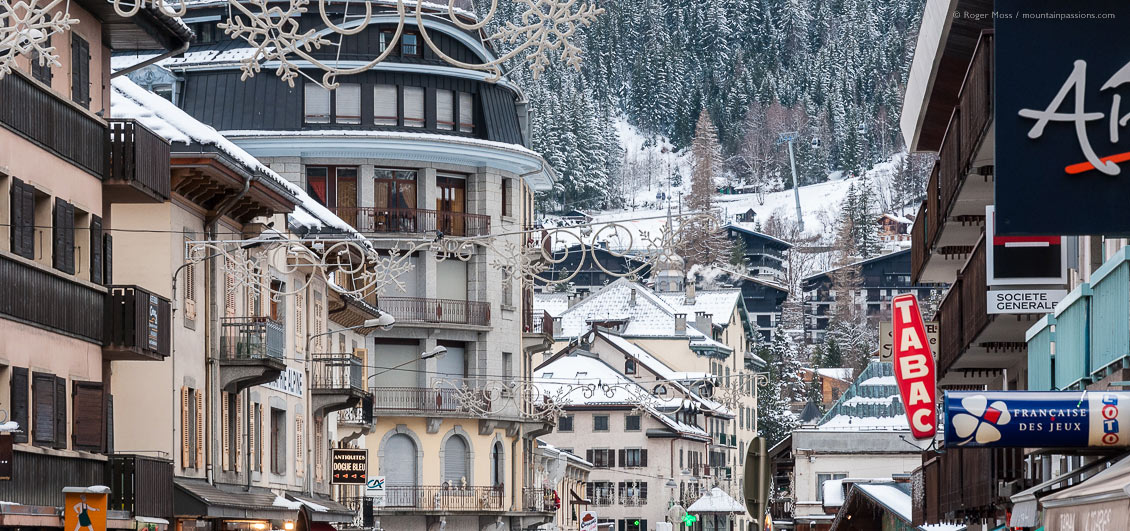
(0, 449, 105, 508)
(911, 31, 994, 284)
(0, 252, 104, 344)
(380, 297, 490, 327)
(381, 485, 504, 511)
(0, 70, 105, 177)
(103, 285, 171, 361)
(310, 353, 366, 414)
(107, 454, 174, 519)
(329, 207, 490, 237)
(913, 447, 1027, 525)
(218, 317, 286, 392)
(523, 309, 554, 338)
(770, 498, 795, 521)
(104, 120, 172, 203)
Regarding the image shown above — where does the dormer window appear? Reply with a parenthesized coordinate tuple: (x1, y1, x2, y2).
(402, 33, 420, 56)
(624, 359, 637, 375)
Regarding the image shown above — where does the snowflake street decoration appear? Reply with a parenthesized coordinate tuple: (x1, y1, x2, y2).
(485, 0, 603, 79)
(0, 0, 77, 78)
(218, 0, 335, 87)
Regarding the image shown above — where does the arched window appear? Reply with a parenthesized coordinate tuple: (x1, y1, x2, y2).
(443, 435, 470, 486)
(490, 442, 504, 486)
(383, 433, 417, 506)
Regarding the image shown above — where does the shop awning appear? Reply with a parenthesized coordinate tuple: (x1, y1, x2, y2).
(285, 494, 356, 523)
(1009, 455, 1118, 528)
(174, 479, 300, 520)
(1040, 456, 1130, 531)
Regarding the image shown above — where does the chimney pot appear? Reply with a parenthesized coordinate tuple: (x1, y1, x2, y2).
(686, 283, 696, 303)
(675, 313, 687, 334)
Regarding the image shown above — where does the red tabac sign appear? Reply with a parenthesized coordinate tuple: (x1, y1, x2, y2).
(892, 294, 937, 440)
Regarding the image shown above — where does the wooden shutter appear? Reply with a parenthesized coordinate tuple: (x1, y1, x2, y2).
(103, 233, 112, 284)
(617, 449, 625, 468)
(31, 38, 53, 85)
(257, 404, 264, 472)
(586, 449, 593, 463)
(314, 416, 323, 481)
(295, 415, 304, 477)
(294, 292, 303, 349)
(31, 373, 55, 446)
(249, 403, 257, 472)
(70, 34, 90, 107)
(72, 382, 104, 452)
(221, 392, 230, 471)
(235, 396, 243, 472)
(180, 387, 190, 467)
(89, 215, 102, 284)
(9, 178, 35, 260)
(53, 198, 67, 272)
(224, 258, 236, 316)
(10, 368, 28, 444)
(53, 377, 66, 449)
(195, 391, 204, 469)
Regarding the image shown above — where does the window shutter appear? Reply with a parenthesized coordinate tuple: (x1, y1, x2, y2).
(585, 483, 593, 499)
(221, 392, 230, 471)
(103, 233, 112, 284)
(458, 92, 474, 132)
(236, 397, 243, 472)
(224, 258, 236, 317)
(180, 387, 190, 467)
(90, 215, 103, 284)
(31, 38, 53, 85)
(9, 178, 34, 260)
(443, 436, 468, 484)
(617, 449, 624, 468)
(71, 34, 90, 107)
(640, 449, 647, 468)
(257, 404, 264, 472)
(314, 416, 323, 481)
(32, 373, 55, 446)
(294, 292, 303, 349)
(403, 87, 424, 127)
(63, 202, 75, 274)
(72, 382, 104, 452)
(295, 415, 304, 477)
(304, 84, 330, 123)
(618, 519, 625, 531)
(248, 403, 257, 472)
(10, 368, 28, 444)
(195, 391, 205, 469)
(52, 198, 67, 272)
(586, 449, 593, 463)
(336, 83, 361, 124)
(374, 85, 398, 125)
(436, 89, 454, 130)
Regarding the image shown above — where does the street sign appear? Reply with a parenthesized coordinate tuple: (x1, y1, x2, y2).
(331, 449, 368, 485)
(879, 320, 938, 362)
(742, 437, 770, 522)
(945, 391, 1130, 448)
(987, 290, 1067, 314)
(580, 511, 598, 531)
(891, 294, 937, 440)
(366, 475, 386, 507)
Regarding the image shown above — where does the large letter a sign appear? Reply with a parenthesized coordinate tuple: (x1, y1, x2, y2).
(892, 294, 937, 440)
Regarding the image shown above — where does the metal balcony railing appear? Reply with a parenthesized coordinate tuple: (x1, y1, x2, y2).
(329, 207, 490, 237)
(310, 354, 363, 391)
(380, 297, 490, 326)
(381, 485, 504, 510)
(369, 386, 490, 413)
(523, 309, 553, 337)
(219, 317, 285, 361)
(338, 395, 375, 426)
(590, 494, 615, 507)
(523, 487, 558, 512)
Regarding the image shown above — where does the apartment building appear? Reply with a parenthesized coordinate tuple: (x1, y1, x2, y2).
(0, 3, 190, 528)
(533, 441, 593, 531)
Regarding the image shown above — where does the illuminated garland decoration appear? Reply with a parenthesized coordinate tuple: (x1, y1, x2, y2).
(0, 0, 604, 87)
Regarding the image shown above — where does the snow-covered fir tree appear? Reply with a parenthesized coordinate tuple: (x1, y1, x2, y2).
(757, 324, 805, 445)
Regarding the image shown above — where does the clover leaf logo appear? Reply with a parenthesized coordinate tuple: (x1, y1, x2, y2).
(952, 395, 1011, 445)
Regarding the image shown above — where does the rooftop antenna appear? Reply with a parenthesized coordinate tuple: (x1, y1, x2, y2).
(777, 132, 804, 231)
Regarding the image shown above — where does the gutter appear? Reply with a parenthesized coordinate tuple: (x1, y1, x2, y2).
(112, 39, 191, 79)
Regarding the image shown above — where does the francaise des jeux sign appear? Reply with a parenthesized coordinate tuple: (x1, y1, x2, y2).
(995, 1, 1130, 235)
(945, 391, 1130, 448)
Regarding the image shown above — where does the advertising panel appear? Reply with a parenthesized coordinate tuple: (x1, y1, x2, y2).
(331, 448, 368, 485)
(944, 391, 1130, 448)
(995, 0, 1130, 235)
(891, 294, 937, 440)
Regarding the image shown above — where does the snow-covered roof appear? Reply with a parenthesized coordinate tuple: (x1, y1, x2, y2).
(818, 362, 909, 431)
(823, 479, 845, 507)
(815, 368, 854, 381)
(657, 289, 742, 328)
(555, 279, 731, 353)
(722, 223, 793, 249)
(596, 332, 730, 415)
(859, 376, 896, 386)
(803, 249, 911, 284)
(537, 440, 593, 468)
(855, 483, 911, 520)
(687, 487, 745, 513)
(879, 213, 913, 225)
(533, 292, 571, 317)
(534, 353, 709, 440)
(109, 77, 364, 237)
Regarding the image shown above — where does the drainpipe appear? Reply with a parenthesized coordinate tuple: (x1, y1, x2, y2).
(511, 435, 520, 513)
(204, 173, 255, 485)
(111, 40, 191, 79)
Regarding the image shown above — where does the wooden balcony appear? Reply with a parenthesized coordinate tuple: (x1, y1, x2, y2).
(914, 447, 1028, 525)
(103, 285, 171, 361)
(310, 354, 366, 414)
(380, 485, 504, 511)
(0, 448, 105, 508)
(329, 207, 491, 237)
(0, 252, 104, 344)
(106, 454, 174, 518)
(218, 317, 286, 392)
(911, 32, 994, 285)
(0, 69, 105, 177)
(380, 297, 490, 327)
(104, 120, 172, 203)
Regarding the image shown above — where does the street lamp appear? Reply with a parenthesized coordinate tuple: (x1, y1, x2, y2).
(305, 310, 396, 355)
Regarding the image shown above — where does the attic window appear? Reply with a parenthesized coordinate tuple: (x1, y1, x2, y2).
(542, 372, 553, 378)
(624, 359, 637, 375)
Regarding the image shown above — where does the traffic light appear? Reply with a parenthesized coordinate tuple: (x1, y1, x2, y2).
(743, 437, 770, 525)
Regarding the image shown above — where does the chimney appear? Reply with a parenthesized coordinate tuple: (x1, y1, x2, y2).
(695, 312, 712, 335)
(675, 313, 687, 335)
(568, 294, 579, 309)
(629, 288, 637, 306)
(551, 317, 560, 337)
(686, 283, 696, 304)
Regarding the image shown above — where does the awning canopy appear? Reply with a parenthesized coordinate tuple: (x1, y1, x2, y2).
(1009, 455, 1119, 528)
(174, 479, 299, 521)
(1041, 456, 1130, 531)
(286, 494, 357, 523)
(687, 488, 745, 514)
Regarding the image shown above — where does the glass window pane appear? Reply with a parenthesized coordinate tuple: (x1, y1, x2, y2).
(306, 167, 329, 204)
(403, 33, 418, 56)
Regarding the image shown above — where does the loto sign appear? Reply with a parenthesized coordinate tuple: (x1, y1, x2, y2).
(891, 294, 937, 440)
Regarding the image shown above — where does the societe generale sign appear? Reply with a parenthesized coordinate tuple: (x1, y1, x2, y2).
(892, 294, 937, 440)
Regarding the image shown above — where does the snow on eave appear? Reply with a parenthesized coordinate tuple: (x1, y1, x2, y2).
(721, 223, 793, 249)
(803, 249, 911, 284)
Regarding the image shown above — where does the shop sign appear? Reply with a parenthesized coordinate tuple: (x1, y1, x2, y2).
(263, 369, 304, 397)
(366, 476, 385, 507)
(945, 391, 1130, 448)
(580, 511, 598, 531)
(995, 0, 1130, 235)
(63, 487, 108, 531)
(879, 320, 938, 362)
(331, 449, 367, 485)
(987, 289, 1067, 314)
(147, 294, 160, 351)
(891, 294, 936, 440)
(985, 207, 1067, 286)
